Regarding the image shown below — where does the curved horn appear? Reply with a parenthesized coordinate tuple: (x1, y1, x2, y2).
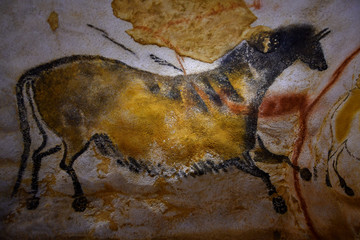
(315, 28, 331, 41)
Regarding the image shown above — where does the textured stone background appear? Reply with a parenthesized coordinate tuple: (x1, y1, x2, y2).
(0, 0, 359, 239)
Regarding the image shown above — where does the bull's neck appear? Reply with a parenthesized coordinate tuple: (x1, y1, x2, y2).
(222, 42, 294, 86)
(220, 42, 295, 108)
(248, 44, 295, 84)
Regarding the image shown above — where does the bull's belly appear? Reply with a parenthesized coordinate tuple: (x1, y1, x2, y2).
(96, 80, 247, 167)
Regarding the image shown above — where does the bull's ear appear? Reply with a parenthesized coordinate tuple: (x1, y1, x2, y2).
(248, 31, 279, 53)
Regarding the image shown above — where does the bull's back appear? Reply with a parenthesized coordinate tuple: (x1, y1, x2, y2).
(33, 57, 130, 149)
(32, 56, 247, 167)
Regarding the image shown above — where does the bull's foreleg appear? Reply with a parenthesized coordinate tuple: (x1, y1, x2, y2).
(239, 151, 287, 214)
(240, 112, 287, 213)
(255, 135, 312, 181)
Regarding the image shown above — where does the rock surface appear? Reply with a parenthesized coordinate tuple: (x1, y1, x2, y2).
(0, 0, 359, 239)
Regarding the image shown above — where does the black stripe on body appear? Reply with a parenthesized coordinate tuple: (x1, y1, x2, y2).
(192, 76, 223, 107)
(214, 74, 244, 103)
(183, 82, 209, 112)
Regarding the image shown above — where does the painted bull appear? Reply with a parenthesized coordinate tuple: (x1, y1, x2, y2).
(12, 24, 330, 214)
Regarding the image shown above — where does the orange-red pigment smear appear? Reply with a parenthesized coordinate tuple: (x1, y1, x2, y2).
(259, 94, 307, 117)
(248, 0, 261, 10)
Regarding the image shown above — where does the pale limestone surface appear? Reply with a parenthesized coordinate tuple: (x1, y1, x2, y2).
(0, 0, 359, 239)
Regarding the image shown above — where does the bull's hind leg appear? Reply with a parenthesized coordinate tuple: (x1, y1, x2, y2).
(59, 134, 122, 212)
(237, 151, 287, 214)
(26, 144, 62, 210)
(23, 80, 63, 209)
(59, 140, 90, 212)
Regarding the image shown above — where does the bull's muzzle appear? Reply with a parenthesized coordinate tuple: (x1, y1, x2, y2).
(317, 61, 328, 71)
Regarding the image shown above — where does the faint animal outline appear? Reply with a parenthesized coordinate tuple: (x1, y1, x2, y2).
(325, 77, 360, 196)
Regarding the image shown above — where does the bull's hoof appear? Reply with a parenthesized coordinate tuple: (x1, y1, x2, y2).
(325, 173, 332, 187)
(26, 197, 40, 210)
(344, 186, 355, 196)
(300, 168, 312, 181)
(272, 196, 287, 214)
(72, 196, 88, 212)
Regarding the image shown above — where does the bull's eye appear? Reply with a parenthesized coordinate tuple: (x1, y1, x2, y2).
(272, 39, 278, 45)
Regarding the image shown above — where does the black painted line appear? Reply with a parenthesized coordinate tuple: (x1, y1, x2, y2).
(12, 77, 32, 197)
(87, 24, 108, 36)
(149, 54, 183, 73)
(87, 23, 136, 56)
(102, 34, 136, 56)
(30, 145, 62, 195)
(344, 140, 360, 161)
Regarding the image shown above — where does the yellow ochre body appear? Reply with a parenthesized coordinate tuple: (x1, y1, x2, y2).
(34, 58, 250, 167)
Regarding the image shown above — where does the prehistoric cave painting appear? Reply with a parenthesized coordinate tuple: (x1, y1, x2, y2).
(11, 24, 330, 214)
(318, 75, 360, 196)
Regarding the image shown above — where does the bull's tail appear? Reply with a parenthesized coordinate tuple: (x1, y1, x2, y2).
(11, 76, 35, 197)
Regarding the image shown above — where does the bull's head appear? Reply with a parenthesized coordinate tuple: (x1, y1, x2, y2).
(297, 28, 330, 71)
(249, 25, 330, 71)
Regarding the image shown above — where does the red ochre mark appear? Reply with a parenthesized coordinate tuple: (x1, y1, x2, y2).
(292, 46, 360, 239)
(176, 54, 186, 75)
(273, 3, 280, 11)
(224, 99, 249, 114)
(160, 2, 248, 31)
(248, 0, 262, 10)
(132, 2, 252, 65)
(193, 85, 249, 114)
(217, 89, 250, 115)
(259, 94, 308, 118)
